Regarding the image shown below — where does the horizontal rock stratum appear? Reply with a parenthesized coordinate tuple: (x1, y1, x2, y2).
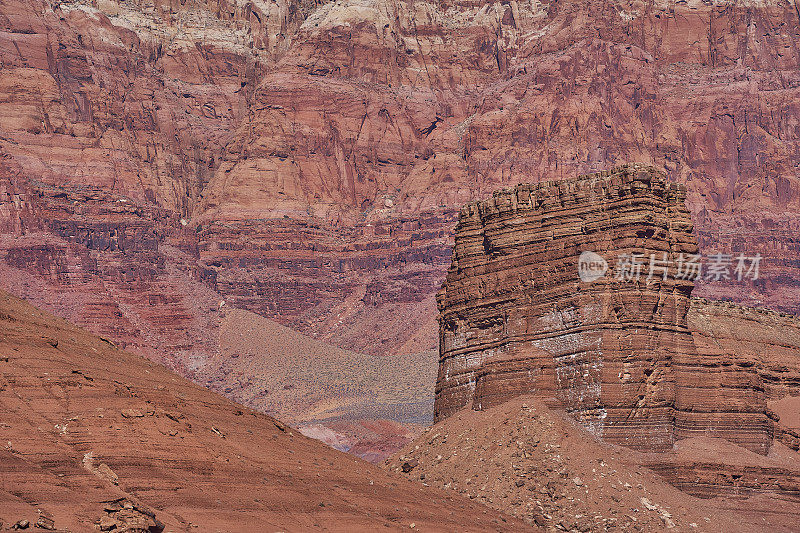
(435, 164, 774, 454)
(2, 0, 800, 467)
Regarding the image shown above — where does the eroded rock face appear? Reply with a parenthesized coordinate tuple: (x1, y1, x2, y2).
(0, 0, 280, 369)
(435, 165, 773, 454)
(192, 0, 800, 357)
(2, 0, 800, 363)
(689, 298, 800, 452)
(2, 0, 800, 459)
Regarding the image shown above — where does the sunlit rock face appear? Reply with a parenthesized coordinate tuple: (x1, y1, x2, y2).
(0, 0, 278, 368)
(3, 0, 800, 363)
(191, 0, 800, 354)
(1, 1, 800, 447)
(435, 165, 773, 454)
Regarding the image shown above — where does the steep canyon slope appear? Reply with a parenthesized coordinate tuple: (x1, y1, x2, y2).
(193, 0, 800, 354)
(0, 288, 533, 532)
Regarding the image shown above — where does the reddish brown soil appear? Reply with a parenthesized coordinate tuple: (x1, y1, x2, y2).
(0, 288, 533, 532)
(387, 396, 800, 532)
(771, 396, 800, 431)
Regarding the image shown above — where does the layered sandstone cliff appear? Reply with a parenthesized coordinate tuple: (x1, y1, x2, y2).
(434, 165, 775, 455)
(191, 0, 800, 356)
(2, 0, 800, 465)
(2, 0, 800, 364)
(0, 0, 267, 368)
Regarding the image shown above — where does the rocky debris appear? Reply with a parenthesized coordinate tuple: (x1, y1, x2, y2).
(401, 459, 418, 473)
(98, 499, 164, 533)
(11, 519, 29, 530)
(34, 514, 55, 530)
(387, 396, 800, 531)
(82, 452, 119, 486)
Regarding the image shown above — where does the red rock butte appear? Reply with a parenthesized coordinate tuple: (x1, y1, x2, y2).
(435, 164, 772, 454)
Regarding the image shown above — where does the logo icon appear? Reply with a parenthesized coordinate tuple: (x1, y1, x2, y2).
(578, 251, 608, 282)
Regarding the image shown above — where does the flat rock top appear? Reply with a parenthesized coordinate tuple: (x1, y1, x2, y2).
(0, 289, 533, 532)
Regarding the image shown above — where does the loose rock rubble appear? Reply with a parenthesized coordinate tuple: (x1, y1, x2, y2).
(98, 499, 164, 533)
(387, 397, 784, 532)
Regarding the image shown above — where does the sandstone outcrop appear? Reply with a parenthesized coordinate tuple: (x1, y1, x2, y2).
(2, 0, 800, 468)
(0, 288, 532, 531)
(435, 164, 775, 454)
(427, 165, 800, 518)
(4, 0, 799, 370)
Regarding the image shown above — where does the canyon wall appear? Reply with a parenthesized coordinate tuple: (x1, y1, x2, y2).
(435, 165, 775, 454)
(0, 0, 272, 368)
(1, 0, 800, 419)
(192, 0, 800, 356)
